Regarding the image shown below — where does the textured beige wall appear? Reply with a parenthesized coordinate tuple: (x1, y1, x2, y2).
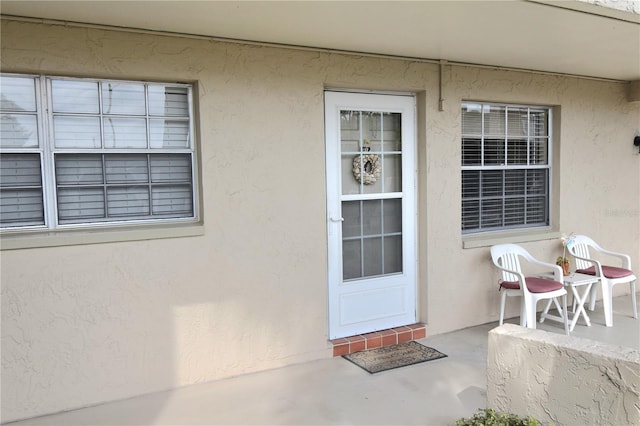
(488, 324, 640, 424)
(1, 19, 639, 422)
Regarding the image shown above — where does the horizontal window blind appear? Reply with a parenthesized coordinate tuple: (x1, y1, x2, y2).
(0, 154, 45, 226)
(461, 102, 551, 234)
(55, 153, 193, 224)
(0, 73, 197, 231)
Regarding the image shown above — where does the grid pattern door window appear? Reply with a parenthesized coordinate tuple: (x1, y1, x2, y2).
(0, 74, 197, 230)
(340, 110, 403, 280)
(461, 102, 551, 234)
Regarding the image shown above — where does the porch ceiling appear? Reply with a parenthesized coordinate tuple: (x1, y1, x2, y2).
(2, 0, 639, 81)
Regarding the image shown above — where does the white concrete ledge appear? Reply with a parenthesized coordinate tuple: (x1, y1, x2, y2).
(487, 324, 640, 425)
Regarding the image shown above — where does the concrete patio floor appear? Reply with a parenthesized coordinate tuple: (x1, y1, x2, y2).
(7, 294, 639, 426)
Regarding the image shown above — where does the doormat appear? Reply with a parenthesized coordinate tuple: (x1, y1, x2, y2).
(343, 341, 447, 374)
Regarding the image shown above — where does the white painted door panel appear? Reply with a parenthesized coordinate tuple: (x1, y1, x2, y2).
(325, 91, 416, 339)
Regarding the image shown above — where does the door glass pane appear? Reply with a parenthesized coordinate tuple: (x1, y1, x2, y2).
(362, 112, 382, 151)
(384, 235, 402, 274)
(342, 239, 361, 280)
(362, 200, 381, 236)
(339, 108, 404, 282)
(341, 198, 403, 281)
(342, 200, 360, 239)
(340, 109, 360, 195)
(383, 199, 402, 233)
(382, 154, 402, 193)
(360, 152, 383, 194)
(363, 237, 383, 277)
(382, 113, 401, 152)
(341, 110, 402, 195)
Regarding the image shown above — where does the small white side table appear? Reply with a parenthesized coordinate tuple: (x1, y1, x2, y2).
(539, 272, 599, 332)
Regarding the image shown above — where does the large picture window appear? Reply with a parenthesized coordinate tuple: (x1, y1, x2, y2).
(0, 74, 197, 231)
(461, 102, 551, 234)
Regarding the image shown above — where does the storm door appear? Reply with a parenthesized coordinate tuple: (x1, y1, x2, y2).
(325, 91, 416, 339)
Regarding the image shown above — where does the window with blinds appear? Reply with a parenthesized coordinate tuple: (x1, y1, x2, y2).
(461, 102, 551, 234)
(0, 74, 197, 230)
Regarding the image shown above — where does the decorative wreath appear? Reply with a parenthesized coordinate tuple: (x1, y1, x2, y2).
(352, 154, 381, 185)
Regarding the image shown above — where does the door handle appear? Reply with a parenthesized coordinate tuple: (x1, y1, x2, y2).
(329, 217, 344, 222)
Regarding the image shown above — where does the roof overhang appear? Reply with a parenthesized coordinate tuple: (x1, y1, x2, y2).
(1, 0, 639, 81)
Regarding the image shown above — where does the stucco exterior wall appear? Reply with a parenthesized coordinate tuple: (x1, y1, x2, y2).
(488, 324, 640, 424)
(1, 19, 639, 422)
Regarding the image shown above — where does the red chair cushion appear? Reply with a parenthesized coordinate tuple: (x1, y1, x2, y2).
(501, 277, 563, 293)
(576, 265, 633, 279)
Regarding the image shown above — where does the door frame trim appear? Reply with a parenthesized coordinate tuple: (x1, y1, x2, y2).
(324, 90, 418, 339)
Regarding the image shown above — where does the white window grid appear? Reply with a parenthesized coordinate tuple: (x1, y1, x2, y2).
(0, 73, 198, 231)
(461, 102, 552, 234)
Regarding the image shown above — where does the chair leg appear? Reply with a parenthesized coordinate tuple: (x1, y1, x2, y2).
(499, 291, 507, 325)
(588, 282, 599, 311)
(524, 298, 536, 330)
(540, 299, 553, 323)
(602, 282, 613, 327)
(520, 299, 527, 327)
(631, 280, 638, 320)
(562, 294, 569, 335)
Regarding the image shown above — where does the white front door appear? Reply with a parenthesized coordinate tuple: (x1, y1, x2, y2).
(325, 91, 417, 339)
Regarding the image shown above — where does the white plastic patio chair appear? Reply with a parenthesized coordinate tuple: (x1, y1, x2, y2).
(567, 234, 638, 327)
(490, 244, 569, 335)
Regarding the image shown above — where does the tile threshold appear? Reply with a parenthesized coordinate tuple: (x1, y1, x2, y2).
(330, 323, 426, 356)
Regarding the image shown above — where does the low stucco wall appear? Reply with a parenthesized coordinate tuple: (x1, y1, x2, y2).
(487, 324, 640, 425)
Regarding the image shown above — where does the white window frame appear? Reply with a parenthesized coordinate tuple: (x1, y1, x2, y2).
(0, 73, 200, 240)
(461, 101, 552, 235)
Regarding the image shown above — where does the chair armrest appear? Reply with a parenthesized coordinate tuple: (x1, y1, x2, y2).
(526, 258, 563, 283)
(592, 247, 631, 269)
(493, 264, 527, 285)
(573, 254, 604, 276)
